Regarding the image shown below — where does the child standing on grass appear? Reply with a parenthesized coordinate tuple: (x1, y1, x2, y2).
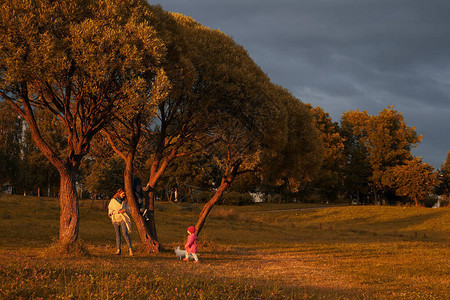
(108, 188, 134, 256)
(184, 226, 199, 262)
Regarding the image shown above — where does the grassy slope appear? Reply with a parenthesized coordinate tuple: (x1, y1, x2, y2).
(0, 195, 448, 299)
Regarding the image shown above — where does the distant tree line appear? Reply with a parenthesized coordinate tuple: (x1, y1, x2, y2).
(307, 106, 445, 207)
(0, 0, 447, 252)
(2, 99, 446, 207)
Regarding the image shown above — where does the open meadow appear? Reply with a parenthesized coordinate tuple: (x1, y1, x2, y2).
(0, 194, 448, 299)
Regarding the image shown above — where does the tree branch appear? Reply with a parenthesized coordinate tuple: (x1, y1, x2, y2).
(102, 129, 126, 160)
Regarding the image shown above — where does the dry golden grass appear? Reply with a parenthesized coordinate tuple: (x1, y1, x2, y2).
(0, 195, 448, 299)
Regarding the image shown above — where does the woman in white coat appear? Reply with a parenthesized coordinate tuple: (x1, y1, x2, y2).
(108, 188, 133, 256)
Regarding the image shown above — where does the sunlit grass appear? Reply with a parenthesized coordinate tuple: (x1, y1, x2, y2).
(0, 194, 448, 299)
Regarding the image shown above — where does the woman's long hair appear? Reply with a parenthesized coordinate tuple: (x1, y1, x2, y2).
(112, 188, 125, 200)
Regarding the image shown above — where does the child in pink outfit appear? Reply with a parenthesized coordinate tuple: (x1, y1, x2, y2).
(183, 226, 199, 262)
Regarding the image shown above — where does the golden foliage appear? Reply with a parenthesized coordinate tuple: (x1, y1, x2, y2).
(382, 157, 440, 205)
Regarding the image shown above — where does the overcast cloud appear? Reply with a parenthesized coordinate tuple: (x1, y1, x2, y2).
(154, 0, 450, 168)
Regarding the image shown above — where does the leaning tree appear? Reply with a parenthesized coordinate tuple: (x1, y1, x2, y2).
(141, 13, 322, 237)
(109, 11, 290, 245)
(144, 13, 292, 237)
(0, 0, 166, 248)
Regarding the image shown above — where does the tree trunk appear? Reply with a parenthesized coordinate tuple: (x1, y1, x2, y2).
(142, 154, 175, 244)
(124, 155, 159, 253)
(10, 96, 81, 249)
(58, 169, 79, 247)
(279, 187, 283, 204)
(195, 181, 231, 236)
(103, 125, 160, 253)
(195, 160, 241, 236)
(145, 188, 158, 243)
(195, 157, 242, 236)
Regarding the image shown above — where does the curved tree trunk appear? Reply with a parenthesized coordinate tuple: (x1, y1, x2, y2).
(124, 155, 159, 253)
(195, 159, 241, 236)
(103, 126, 160, 253)
(14, 98, 82, 249)
(195, 181, 231, 236)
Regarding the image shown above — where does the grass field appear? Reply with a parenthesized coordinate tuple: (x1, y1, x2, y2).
(0, 194, 448, 299)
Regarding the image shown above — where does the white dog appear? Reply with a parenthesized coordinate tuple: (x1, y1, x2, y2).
(174, 246, 185, 260)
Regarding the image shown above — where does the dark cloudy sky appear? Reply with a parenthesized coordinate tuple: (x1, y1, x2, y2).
(154, 0, 450, 169)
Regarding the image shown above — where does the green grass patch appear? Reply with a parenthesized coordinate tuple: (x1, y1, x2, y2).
(0, 195, 448, 299)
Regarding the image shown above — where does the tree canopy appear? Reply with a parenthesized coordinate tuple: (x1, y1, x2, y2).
(0, 0, 168, 247)
(382, 157, 439, 206)
(437, 151, 450, 202)
(340, 107, 436, 205)
(307, 105, 344, 201)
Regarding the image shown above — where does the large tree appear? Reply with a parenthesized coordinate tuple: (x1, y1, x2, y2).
(161, 14, 325, 235)
(382, 157, 439, 206)
(341, 110, 372, 204)
(156, 14, 306, 236)
(340, 107, 422, 204)
(366, 107, 421, 192)
(259, 91, 323, 202)
(135, 13, 292, 238)
(0, 0, 166, 248)
(307, 105, 344, 202)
